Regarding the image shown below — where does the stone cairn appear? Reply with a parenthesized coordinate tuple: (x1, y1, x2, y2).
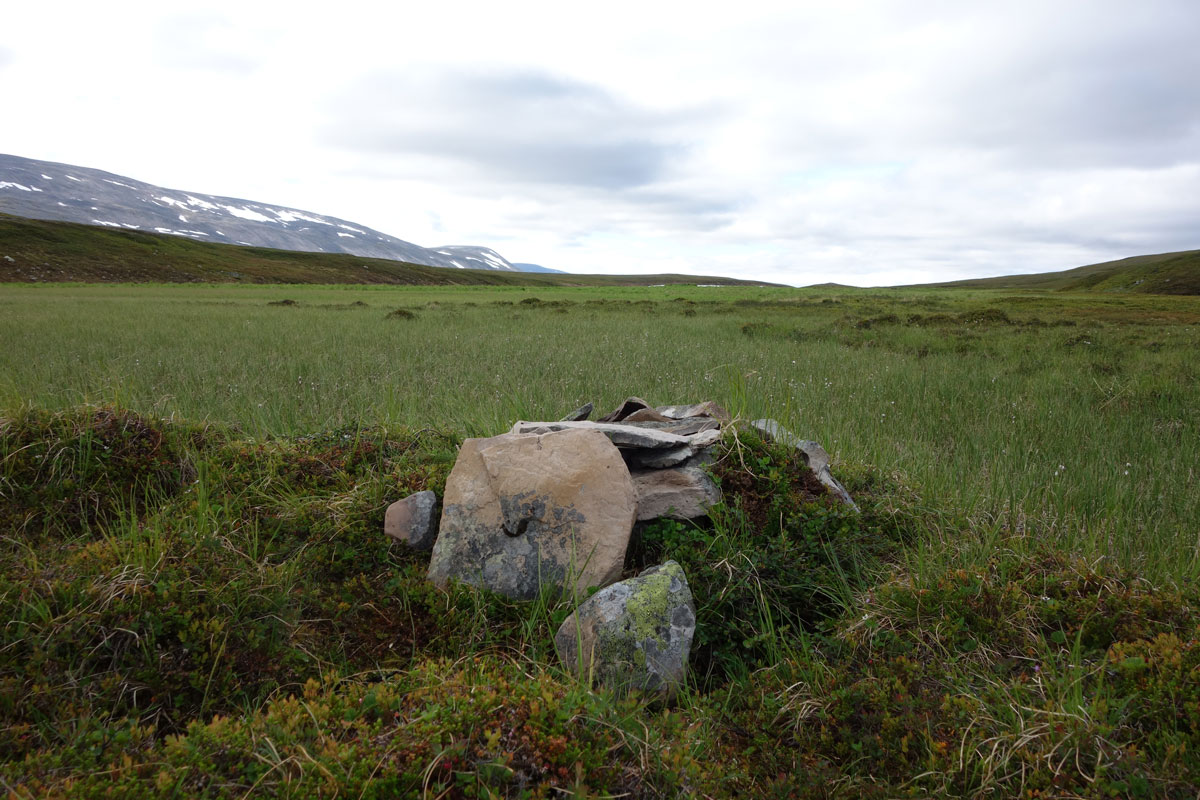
(383, 397, 857, 698)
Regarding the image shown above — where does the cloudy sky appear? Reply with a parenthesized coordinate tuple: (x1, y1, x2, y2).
(3, 1, 1198, 285)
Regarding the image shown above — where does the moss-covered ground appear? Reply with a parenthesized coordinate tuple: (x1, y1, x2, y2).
(1, 282, 1198, 796)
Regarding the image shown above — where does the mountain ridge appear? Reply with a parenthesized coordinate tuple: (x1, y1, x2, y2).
(0, 214, 780, 287)
(0, 154, 527, 273)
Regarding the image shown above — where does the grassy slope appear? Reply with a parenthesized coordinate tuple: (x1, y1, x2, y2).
(916, 249, 1200, 294)
(0, 214, 774, 287)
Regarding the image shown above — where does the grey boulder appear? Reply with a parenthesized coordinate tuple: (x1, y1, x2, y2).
(384, 490, 440, 550)
(427, 428, 637, 600)
(555, 560, 695, 698)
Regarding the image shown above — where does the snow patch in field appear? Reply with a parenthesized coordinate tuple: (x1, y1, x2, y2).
(158, 196, 187, 208)
(104, 179, 134, 189)
(178, 214, 188, 222)
(0, 182, 33, 191)
(57, 201, 67, 206)
(92, 220, 123, 227)
(122, 223, 140, 229)
(41, 174, 53, 180)
(338, 223, 365, 233)
(337, 232, 355, 238)
(65, 175, 83, 182)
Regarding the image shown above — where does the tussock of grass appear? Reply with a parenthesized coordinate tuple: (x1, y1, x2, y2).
(1, 281, 1198, 796)
(4, 408, 1196, 797)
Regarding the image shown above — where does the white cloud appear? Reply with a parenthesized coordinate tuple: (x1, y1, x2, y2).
(0, 0, 1197, 284)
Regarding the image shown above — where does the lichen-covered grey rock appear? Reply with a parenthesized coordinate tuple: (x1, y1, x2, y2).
(384, 490, 440, 550)
(630, 465, 722, 521)
(750, 418, 859, 511)
(427, 428, 637, 600)
(555, 560, 695, 698)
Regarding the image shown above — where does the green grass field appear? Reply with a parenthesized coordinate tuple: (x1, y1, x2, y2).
(2, 281, 1199, 797)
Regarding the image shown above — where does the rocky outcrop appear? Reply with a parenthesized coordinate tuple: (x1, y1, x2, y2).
(384, 490, 440, 550)
(751, 418, 859, 511)
(555, 560, 695, 698)
(426, 428, 637, 600)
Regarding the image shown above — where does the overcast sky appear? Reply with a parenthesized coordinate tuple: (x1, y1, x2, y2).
(3, 1, 1198, 285)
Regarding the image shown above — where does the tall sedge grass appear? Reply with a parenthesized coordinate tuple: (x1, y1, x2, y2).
(1, 282, 1197, 583)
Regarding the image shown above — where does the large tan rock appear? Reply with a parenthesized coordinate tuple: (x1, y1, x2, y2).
(427, 428, 637, 600)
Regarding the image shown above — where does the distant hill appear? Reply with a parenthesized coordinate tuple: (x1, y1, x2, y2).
(512, 262, 566, 274)
(0, 153, 528, 272)
(914, 250, 1200, 295)
(0, 215, 779, 287)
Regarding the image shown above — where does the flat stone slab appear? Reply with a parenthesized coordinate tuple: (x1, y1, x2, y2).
(597, 396, 656, 423)
(625, 428, 722, 470)
(555, 560, 695, 698)
(631, 465, 722, 521)
(560, 402, 593, 422)
(510, 420, 695, 450)
(656, 401, 732, 424)
(428, 428, 637, 600)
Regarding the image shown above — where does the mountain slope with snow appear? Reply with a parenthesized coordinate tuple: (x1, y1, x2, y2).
(0, 154, 524, 272)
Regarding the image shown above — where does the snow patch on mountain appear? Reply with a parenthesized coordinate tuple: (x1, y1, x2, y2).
(0, 153, 553, 274)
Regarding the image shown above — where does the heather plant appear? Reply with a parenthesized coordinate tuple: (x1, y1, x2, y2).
(1, 282, 1198, 796)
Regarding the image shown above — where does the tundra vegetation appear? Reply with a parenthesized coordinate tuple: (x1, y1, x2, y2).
(1, 280, 1198, 798)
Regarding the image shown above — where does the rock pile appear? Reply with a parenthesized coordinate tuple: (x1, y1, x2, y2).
(381, 397, 856, 696)
(511, 395, 726, 523)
